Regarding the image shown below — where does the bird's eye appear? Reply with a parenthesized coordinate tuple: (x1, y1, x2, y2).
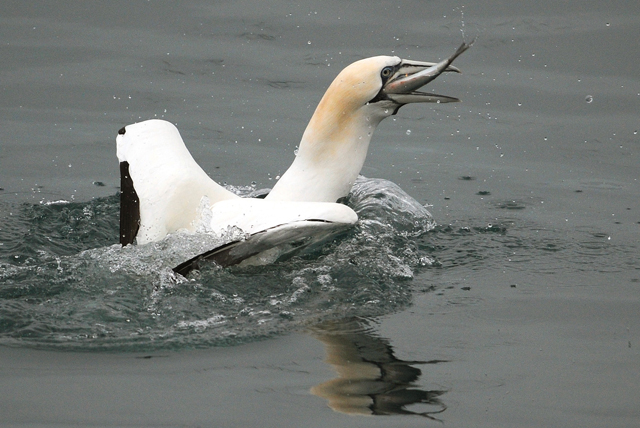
(381, 66, 394, 80)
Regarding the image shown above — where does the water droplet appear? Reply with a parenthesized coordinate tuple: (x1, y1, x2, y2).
(406, 129, 412, 136)
(585, 95, 593, 103)
(606, 22, 610, 27)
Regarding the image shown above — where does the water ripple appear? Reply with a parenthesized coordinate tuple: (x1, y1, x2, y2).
(421, 219, 636, 276)
(2, 179, 635, 351)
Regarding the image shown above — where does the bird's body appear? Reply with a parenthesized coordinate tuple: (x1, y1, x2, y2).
(116, 43, 471, 270)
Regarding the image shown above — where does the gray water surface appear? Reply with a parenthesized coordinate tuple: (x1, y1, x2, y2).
(1, 1, 639, 427)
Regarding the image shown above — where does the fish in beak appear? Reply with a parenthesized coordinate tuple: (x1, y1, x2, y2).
(373, 41, 473, 112)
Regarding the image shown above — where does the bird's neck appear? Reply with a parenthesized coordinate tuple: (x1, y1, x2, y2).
(268, 104, 384, 202)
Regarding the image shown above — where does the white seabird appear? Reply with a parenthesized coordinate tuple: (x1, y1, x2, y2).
(116, 42, 470, 272)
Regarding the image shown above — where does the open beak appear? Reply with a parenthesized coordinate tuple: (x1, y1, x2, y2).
(382, 41, 472, 107)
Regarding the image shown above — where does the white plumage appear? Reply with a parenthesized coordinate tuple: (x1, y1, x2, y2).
(116, 43, 470, 270)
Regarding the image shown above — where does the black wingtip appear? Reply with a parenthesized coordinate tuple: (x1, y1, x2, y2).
(119, 161, 140, 246)
(118, 126, 127, 135)
(173, 240, 256, 276)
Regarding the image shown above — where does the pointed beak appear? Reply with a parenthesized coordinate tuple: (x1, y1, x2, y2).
(382, 41, 472, 105)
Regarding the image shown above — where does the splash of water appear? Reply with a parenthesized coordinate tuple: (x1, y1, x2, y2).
(0, 177, 435, 351)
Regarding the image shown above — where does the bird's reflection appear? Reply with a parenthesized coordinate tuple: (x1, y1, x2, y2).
(309, 318, 447, 419)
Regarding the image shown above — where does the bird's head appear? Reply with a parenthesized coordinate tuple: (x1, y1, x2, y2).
(320, 42, 470, 124)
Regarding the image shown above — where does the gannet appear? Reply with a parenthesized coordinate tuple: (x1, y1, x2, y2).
(116, 42, 470, 270)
